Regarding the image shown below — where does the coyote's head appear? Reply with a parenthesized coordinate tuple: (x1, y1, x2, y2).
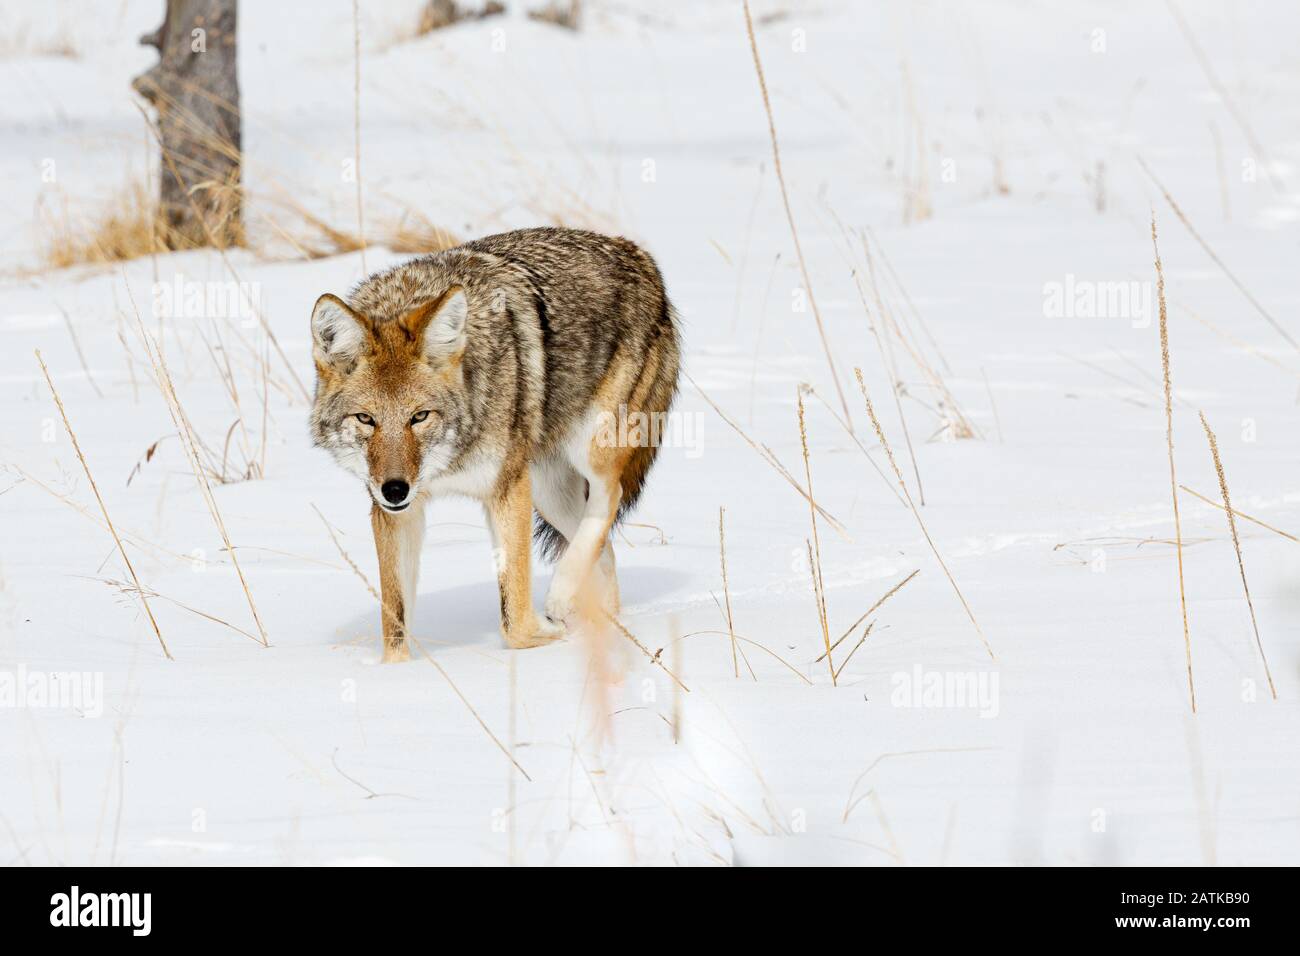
(309, 287, 469, 512)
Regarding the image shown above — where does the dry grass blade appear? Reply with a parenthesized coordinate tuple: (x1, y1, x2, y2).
(842, 747, 995, 822)
(833, 621, 874, 681)
(311, 504, 532, 780)
(122, 276, 269, 646)
(37, 181, 171, 270)
(869, 245, 978, 439)
(855, 368, 994, 661)
(675, 629, 812, 685)
(1152, 214, 1196, 713)
(797, 393, 835, 683)
(742, 0, 852, 430)
(1172, 297, 1300, 382)
(867, 227, 954, 375)
(982, 368, 1003, 442)
(1197, 412, 1277, 699)
(826, 214, 975, 445)
(816, 568, 919, 662)
(719, 506, 739, 678)
(351, 0, 366, 273)
(1178, 484, 1298, 543)
(686, 371, 849, 537)
(135, 102, 311, 400)
(1165, 1, 1284, 193)
(52, 300, 103, 399)
(861, 236, 925, 502)
(97, 577, 261, 645)
(1138, 156, 1297, 352)
(803, 383, 906, 507)
(598, 609, 690, 693)
(36, 350, 171, 660)
(12, 464, 191, 566)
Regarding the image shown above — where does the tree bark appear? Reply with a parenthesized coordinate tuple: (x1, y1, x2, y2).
(133, 0, 242, 249)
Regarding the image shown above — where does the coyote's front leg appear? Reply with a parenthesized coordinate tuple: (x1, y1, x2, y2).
(371, 498, 426, 662)
(487, 471, 563, 649)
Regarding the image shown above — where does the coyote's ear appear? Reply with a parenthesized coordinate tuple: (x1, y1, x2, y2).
(407, 287, 468, 360)
(311, 294, 367, 372)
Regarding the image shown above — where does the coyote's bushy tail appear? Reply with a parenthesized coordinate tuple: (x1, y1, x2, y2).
(534, 300, 680, 561)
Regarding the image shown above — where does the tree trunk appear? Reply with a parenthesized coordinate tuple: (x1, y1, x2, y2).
(132, 0, 242, 249)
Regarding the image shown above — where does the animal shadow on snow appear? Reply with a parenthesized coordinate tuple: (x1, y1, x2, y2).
(338, 563, 692, 651)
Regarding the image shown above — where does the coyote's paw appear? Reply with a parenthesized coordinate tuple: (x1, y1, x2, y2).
(546, 575, 618, 626)
(543, 586, 577, 629)
(506, 615, 564, 649)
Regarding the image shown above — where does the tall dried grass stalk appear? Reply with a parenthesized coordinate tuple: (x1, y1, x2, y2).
(1209, 120, 1230, 223)
(833, 621, 874, 681)
(900, 61, 931, 227)
(669, 613, 683, 743)
(1138, 156, 1297, 352)
(827, 214, 975, 443)
(861, 237, 924, 502)
(1152, 214, 1196, 713)
(982, 367, 1003, 442)
(351, 0, 367, 273)
(1178, 484, 1298, 544)
(870, 789, 905, 864)
(123, 279, 269, 646)
(797, 393, 835, 684)
(861, 233, 976, 439)
(1166, 1, 1284, 193)
(52, 301, 103, 399)
(747, 251, 781, 425)
(36, 350, 171, 660)
(804, 383, 906, 508)
(731, 163, 766, 334)
(1170, 296, 1300, 382)
(719, 506, 739, 678)
(1198, 412, 1277, 699)
(855, 368, 994, 661)
(868, 227, 953, 375)
(743, 0, 853, 430)
(687, 372, 848, 537)
(196, 323, 263, 482)
(816, 568, 919, 663)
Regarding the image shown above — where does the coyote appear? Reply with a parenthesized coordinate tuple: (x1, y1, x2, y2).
(310, 228, 681, 661)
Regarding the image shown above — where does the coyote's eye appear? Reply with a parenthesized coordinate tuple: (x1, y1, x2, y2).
(410, 410, 431, 425)
(354, 412, 375, 426)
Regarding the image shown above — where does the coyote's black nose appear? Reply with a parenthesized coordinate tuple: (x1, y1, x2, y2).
(381, 479, 410, 504)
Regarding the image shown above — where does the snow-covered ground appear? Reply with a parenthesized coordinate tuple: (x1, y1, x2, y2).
(2, 0, 1298, 865)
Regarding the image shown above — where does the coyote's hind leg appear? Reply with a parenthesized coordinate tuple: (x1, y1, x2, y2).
(534, 457, 621, 623)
